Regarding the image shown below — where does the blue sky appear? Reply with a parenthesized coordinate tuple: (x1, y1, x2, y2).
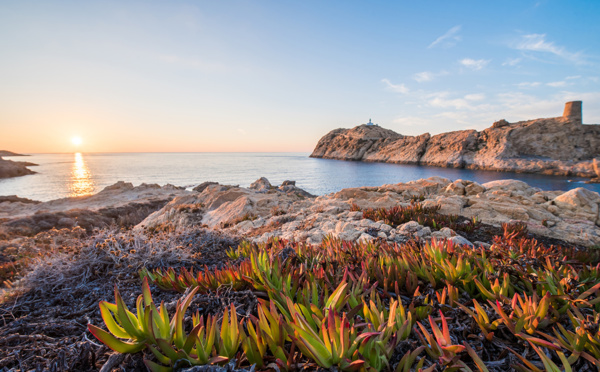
(1, 0, 599, 152)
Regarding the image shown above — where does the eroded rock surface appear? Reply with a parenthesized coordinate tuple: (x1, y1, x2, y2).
(138, 177, 600, 247)
(311, 102, 600, 177)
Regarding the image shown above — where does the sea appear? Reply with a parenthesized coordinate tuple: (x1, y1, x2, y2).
(1, 152, 599, 202)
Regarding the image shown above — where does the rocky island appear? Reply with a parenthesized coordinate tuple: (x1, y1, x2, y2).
(311, 101, 600, 179)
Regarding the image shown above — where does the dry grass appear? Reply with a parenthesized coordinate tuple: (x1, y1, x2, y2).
(0, 225, 241, 371)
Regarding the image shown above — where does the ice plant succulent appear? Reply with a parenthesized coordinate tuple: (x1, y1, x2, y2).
(85, 214, 600, 371)
(490, 292, 555, 335)
(285, 305, 383, 371)
(415, 311, 466, 370)
(88, 277, 157, 353)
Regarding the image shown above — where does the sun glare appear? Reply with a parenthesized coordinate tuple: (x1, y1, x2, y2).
(72, 136, 83, 146)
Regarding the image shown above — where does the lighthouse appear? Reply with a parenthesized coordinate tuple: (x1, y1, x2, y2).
(366, 118, 378, 126)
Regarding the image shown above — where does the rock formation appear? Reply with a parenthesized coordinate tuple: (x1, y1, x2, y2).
(0, 157, 37, 178)
(0, 181, 190, 237)
(134, 177, 600, 247)
(0, 150, 28, 157)
(2, 176, 599, 246)
(311, 101, 600, 177)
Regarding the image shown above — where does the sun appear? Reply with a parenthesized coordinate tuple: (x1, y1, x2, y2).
(72, 136, 83, 146)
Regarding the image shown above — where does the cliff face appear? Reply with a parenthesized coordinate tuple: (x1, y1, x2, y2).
(310, 102, 600, 177)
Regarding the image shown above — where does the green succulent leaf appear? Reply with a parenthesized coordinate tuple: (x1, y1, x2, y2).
(88, 324, 146, 353)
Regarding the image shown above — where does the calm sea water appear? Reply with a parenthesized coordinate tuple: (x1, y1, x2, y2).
(1, 152, 599, 202)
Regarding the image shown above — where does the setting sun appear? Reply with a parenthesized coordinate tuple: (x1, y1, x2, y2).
(71, 136, 82, 146)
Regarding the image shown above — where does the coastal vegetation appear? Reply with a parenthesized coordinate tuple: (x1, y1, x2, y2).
(1, 179, 600, 371)
(2, 209, 599, 371)
(97, 219, 600, 372)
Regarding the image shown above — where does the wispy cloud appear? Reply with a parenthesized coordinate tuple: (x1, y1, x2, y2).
(514, 34, 584, 64)
(414, 72, 434, 82)
(413, 70, 448, 83)
(502, 57, 522, 66)
(460, 58, 490, 70)
(381, 78, 409, 94)
(465, 93, 485, 101)
(428, 25, 461, 49)
(516, 81, 542, 88)
(428, 92, 490, 110)
(547, 81, 567, 87)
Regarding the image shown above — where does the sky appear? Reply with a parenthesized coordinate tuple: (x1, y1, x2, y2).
(1, 0, 599, 153)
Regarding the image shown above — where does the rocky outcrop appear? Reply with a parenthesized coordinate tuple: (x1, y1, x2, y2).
(311, 101, 600, 177)
(0, 182, 190, 237)
(0, 157, 37, 178)
(3, 176, 599, 247)
(136, 176, 600, 247)
(589, 159, 600, 183)
(0, 150, 28, 157)
(249, 177, 272, 192)
(138, 178, 314, 230)
(0, 181, 189, 220)
(0, 196, 40, 205)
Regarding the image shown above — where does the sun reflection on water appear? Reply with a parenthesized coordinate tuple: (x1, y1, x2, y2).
(69, 153, 95, 197)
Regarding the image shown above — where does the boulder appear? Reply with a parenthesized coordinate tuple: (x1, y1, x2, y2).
(203, 196, 254, 228)
(444, 181, 466, 196)
(450, 235, 474, 247)
(464, 181, 485, 196)
(482, 179, 536, 197)
(249, 177, 272, 192)
(193, 181, 219, 193)
(552, 188, 600, 225)
(553, 188, 600, 213)
(102, 181, 134, 192)
(398, 221, 423, 234)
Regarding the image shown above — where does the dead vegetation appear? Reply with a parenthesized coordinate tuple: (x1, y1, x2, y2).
(0, 226, 240, 371)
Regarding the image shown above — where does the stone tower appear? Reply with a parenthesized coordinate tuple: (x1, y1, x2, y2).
(563, 101, 582, 124)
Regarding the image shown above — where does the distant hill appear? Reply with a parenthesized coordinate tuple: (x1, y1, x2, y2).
(0, 150, 28, 157)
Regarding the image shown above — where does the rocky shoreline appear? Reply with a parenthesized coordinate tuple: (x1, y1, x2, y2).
(2, 176, 599, 247)
(311, 101, 600, 179)
(0, 156, 37, 178)
(137, 176, 600, 247)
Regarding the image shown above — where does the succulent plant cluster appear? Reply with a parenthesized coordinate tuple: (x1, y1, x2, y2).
(89, 208, 600, 371)
(357, 203, 481, 234)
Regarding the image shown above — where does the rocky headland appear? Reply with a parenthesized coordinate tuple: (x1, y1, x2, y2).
(0, 150, 28, 157)
(0, 155, 37, 178)
(311, 101, 600, 178)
